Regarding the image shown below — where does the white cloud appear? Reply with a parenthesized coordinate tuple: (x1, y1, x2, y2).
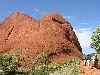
(63, 16, 74, 19)
(74, 28, 93, 48)
(34, 9, 40, 12)
(80, 23, 88, 25)
(63, 16, 75, 23)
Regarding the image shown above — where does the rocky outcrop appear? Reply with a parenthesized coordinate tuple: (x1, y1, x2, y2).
(0, 12, 82, 69)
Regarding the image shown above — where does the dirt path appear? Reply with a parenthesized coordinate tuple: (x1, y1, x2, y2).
(80, 61, 100, 75)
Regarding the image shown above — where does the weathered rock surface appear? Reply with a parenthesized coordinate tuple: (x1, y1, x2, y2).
(0, 12, 82, 69)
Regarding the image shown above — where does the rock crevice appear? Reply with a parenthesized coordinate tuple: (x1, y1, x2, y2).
(5, 26, 14, 42)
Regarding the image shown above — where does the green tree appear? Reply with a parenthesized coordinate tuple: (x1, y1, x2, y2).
(90, 26, 100, 53)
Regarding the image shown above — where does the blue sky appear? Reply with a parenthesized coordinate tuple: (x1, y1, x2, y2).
(0, 0, 100, 54)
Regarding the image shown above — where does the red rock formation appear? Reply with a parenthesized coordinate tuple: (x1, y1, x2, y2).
(0, 12, 82, 69)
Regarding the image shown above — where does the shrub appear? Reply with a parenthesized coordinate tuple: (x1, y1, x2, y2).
(0, 54, 20, 75)
(30, 56, 83, 75)
(49, 58, 83, 75)
(30, 52, 49, 75)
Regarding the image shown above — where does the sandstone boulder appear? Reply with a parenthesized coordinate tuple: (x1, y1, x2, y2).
(0, 12, 82, 69)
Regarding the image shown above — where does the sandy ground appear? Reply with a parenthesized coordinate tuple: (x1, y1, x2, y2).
(80, 61, 100, 75)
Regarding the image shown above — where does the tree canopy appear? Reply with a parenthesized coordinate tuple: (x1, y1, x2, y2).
(90, 26, 100, 53)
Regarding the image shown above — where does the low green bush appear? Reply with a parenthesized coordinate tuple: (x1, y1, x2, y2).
(29, 56, 83, 75)
(0, 52, 83, 75)
(0, 54, 20, 75)
(49, 58, 83, 75)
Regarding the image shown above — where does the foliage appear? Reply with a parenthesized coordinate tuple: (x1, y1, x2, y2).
(0, 52, 83, 75)
(0, 54, 20, 75)
(30, 52, 49, 75)
(49, 58, 83, 75)
(90, 26, 100, 53)
(33, 52, 49, 65)
(88, 53, 96, 57)
(30, 56, 83, 75)
(36, 52, 48, 59)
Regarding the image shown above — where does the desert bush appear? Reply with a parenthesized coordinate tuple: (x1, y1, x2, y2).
(0, 52, 83, 75)
(29, 56, 83, 75)
(0, 54, 20, 75)
(29, 52, 49, 75)
(49, 58, 83, 75)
